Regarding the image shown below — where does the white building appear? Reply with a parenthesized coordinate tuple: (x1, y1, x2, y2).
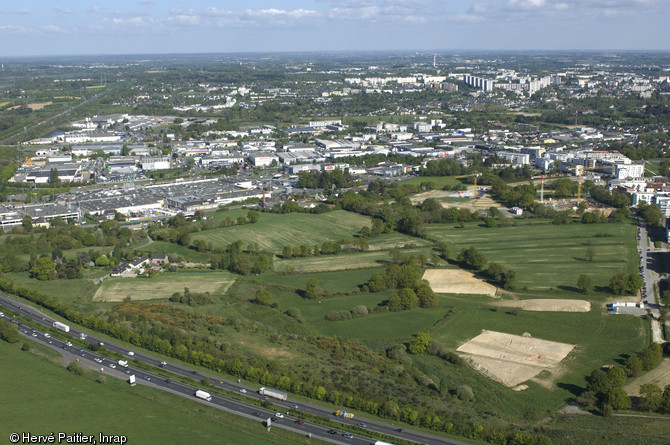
(248, 152, 278, 167)
(141, 157, 171, 172)
(615, 164, 644, 179)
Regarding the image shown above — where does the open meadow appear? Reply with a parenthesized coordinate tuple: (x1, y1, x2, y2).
(426, 221, 637, 290)
(191, 210, 371, 253)
(273, 247, 432, 273)
(0, 342, 320, 445)
(93, 271, 236, 302)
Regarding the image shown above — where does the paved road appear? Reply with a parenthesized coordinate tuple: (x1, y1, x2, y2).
(0, 294, 468, 445)
(637, 223, 664, 343)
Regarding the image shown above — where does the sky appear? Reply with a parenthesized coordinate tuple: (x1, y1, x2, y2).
(1, 0, 669, 57)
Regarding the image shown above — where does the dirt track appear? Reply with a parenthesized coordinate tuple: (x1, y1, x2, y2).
(495, 299, 591, 312)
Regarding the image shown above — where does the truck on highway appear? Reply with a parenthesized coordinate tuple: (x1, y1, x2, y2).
(258, 387, 287, 401)
(195, 390, 212, 401)
(335, 409, 355, 419)
(118, 360, 129, 368)
(52, 321, 70, 333)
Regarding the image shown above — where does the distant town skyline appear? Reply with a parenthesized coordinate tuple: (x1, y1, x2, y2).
(2, 0, 669, 57)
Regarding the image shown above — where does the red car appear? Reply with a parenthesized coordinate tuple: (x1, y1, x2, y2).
(295, 419, 305, 425)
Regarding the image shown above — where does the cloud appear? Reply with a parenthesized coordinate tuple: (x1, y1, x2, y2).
(88, 5, 104, 13)
(10, 8, 30, 15)
(0, 25, 29, 34)
(39, 25, 68, 34)
(53, 7, 73, 14)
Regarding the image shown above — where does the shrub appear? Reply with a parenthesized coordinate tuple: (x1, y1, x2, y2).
(455, 385, 474, 401)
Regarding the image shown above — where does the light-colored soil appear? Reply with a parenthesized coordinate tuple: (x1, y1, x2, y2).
(495, 299, 591, 312)
(422, 269, 497, 296)
(93, 274, 235, 301)
(457, 330, 575, 387)
(624, 358, 670, 397)
(9, 102, 52, 110)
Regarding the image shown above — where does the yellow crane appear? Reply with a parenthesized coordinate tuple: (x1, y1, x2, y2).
(455, 173, 481, 199)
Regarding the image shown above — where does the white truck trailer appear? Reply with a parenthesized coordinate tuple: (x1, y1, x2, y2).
(258, 387, 287, 401)
(195, 390, 212, 401)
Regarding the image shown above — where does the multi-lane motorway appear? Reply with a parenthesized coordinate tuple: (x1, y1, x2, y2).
(0, 294, 467, 445)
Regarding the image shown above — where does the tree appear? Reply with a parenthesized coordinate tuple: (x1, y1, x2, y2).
(660, 385, 670, 414)
(246, 211, 260, 223)
(21, 215, 33, 232)
(30, 257, 56, 281)
(416, 282, 438, 308)
(408, 332, 431, 355)
(254, 289, 272, 305)
(624, 355, 644, 377)
(49, 168, 60, 184)
(95, 255, 110, 267)
(586, 369, 610, 395)
(586, 246, 596, 261)
(607, 366, 627, 388)
(397, 288, 419, 310)
(609, 272, 629, 295)
(607, 387, 631, 410)
(640, 203, 663, 227)
(282, 246, 293, 259)
(304, 278, 319, 299)
(457, 247, 487, 270)
(627, 274, 644, 294)
(639, 383, 662, 412)
(455, 385, 474, 401)
(577, 274, 595, 294)
(252, 254, 270, 275)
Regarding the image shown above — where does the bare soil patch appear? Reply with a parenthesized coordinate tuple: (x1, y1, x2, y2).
(457, 330, 575, 387)
(9, 102, 52, 110)
(495, 299, 591, 312)
(423, 269, 497, 296)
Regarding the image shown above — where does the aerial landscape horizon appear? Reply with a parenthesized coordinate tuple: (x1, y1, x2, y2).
(1, 2, 670, 445)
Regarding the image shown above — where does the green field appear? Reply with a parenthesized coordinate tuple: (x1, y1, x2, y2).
(0, 341, 321, 445)
(273, 247, 432, 273)
(251, 268, 381, 294)
(191, 211, 371, 253)
(426, 221, 637, 290)
(399, 175, 464, 189)
(5, 272, 97, 306)
(94, 271, 237, 301)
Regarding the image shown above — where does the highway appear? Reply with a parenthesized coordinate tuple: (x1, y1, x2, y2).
(0, 294, 468, 445)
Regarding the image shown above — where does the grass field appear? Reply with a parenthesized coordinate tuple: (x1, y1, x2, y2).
(430, 294, 648, 407)
(400, 175, 464, 189)
(93, 271, 237, 302)
(249, 268, 381, 294)
(191, 211, 371, 254)
(364, 232, 433, 251)
(273, 247, 432, 273)
(5, 272, 97, 306)
(0, 341, 321, 445)
(426, 221, 637, 290)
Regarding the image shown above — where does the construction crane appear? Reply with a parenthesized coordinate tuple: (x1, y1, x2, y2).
(577, 165, 616, 202)
(455, 173, 481, 199)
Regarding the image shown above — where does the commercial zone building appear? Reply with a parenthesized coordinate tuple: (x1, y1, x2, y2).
(0, 203, 79, 230)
